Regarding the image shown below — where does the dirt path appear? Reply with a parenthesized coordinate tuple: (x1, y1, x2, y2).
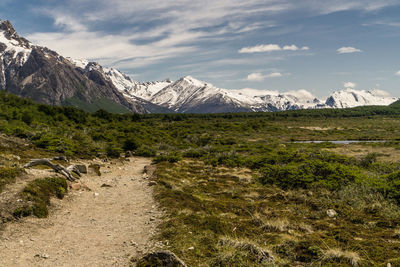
(0, 157, 161, 267)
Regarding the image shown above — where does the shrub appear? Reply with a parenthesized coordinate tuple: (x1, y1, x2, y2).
(106, 143, 122, 158)
(260, 160, 360, 190)
(153, 152, 182, 163)
(135, 145, 156, 157)
(14, 177, 68, 218)
(122, 138, 139, 152)
(0, 167, 22, 192)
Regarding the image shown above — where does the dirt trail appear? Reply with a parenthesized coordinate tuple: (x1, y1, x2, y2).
(0, 157, 161, 267)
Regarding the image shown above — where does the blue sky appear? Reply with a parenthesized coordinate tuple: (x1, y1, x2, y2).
(1, 0, 400, 97)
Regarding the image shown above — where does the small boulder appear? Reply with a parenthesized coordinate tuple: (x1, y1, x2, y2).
(75, 164, 87, 174)
(70, 183, 81, 190)
(326, 209, 338, 218)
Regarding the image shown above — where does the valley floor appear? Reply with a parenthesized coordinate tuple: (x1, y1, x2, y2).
(0, 157, 161, 267)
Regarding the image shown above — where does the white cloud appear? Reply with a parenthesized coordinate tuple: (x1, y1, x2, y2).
(25, 0, 395, 70)
(239, 44, 309, 53)
(395, 71, 400, 76)
(344, 82, 356, 88)
(337, 47, 362, 54)
(247, 72, 282, 81)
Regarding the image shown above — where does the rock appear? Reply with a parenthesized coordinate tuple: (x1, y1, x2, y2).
(70, 183, 81, 190)
(35, 253, 49, 259)
(71, 183, 91, 191)
(74, 164, 87, 174)
(148, 181, 157, 186)
(94, 192, 100, 197)
(135, 251, 187, 267)
(326, 209, 337, 218)
(101, 183, 112, 188)
(188, 247, 194, 250)
(125, 151, 133, 158)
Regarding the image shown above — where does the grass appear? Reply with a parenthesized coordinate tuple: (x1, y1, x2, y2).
(322, 248, 361, 266)
(0, 166, 22, 192)
(13, 177, 68, 218)
(153, 160, 400, 266)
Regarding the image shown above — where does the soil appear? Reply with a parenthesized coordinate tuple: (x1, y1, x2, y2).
(0, 157, 161, 266)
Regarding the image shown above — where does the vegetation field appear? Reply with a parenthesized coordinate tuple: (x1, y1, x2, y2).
(1, 91, 400, 265)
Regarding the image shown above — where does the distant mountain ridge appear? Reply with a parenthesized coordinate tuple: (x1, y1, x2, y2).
(93, 65, 398, 113)
(0, 18, 398, 114)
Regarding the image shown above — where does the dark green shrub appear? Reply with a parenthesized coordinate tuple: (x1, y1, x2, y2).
(0, 167, 22, 192)
(135, 145, 156, 157)
(21, 111, 33, 125)
(106, 143, 122, 158)
(122, 138, 139, 151)
(153, 152, 182, 163)
(15, 177, 68, 218)
(260, 160, 360, 190)
(359, 153, 379, 168)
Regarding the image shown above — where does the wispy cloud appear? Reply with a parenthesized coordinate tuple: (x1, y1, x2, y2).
(24, 0, 396, 71)
(239, 44, 309, 53)
(344, 82, 356, 88)
(247, 72, 282, 81)
(337, 47, 362, 54)
(395, 71, 400, 76)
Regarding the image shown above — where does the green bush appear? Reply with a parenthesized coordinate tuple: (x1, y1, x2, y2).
(0, 167, 22, 192)
(260, 160, 360, 190)
(122, 138, 139, 151)
(153, 152, 182, 163)
(14, 177, 68, 218)
(106, 143, 122, 158)
(135, 145, 156, 157)
(384, 171, 400, 203)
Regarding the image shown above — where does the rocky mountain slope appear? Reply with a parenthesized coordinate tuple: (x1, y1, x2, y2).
(1, 18, 398, 114)
(0, 19, 155, 113)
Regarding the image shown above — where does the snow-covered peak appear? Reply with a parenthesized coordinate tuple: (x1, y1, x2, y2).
(67, 57, 89, 69)
(0, 20, 32, 66)
(325, 88, 398, 108)
(181, 75, 208, 87)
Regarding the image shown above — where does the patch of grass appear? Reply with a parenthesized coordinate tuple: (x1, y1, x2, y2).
(0, 166, 22, 192)
(13, 177, 68, 218)
(322, 248, 361, 266)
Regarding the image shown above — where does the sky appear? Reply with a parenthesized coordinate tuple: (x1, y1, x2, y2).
(1, 0, 400, 97)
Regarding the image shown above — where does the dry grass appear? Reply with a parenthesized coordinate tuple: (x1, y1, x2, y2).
(326, 144, 400, 162)
(261, 219, 313, 233)
(219, 237, 274, 263)
(262, 219, 290, 232)
(322, 248, 361, 266)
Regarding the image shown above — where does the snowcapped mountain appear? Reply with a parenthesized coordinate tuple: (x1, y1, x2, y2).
(149, 76, 251, 113)
(0, 19, 158, 113)
(325, 89, 398, 108)
(228, 88, 322, 111)
(0, 18, 398, 114)
(94, 65, 398, 113)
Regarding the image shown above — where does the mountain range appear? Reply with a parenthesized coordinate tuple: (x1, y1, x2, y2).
(0, 19, 398, 114)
